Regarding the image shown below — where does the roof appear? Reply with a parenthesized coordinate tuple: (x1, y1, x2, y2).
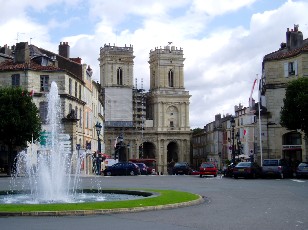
(263, 39, 308, 61)
(0, 43, 82, 79)
(0, 59, 61, 71)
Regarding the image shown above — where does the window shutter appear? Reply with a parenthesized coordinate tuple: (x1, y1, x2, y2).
(284, 62, 288, 77)
(294, 60, 298, 76)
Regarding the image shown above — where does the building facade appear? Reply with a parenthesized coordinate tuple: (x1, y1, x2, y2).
(0, 42, 104, 174)
(100, 44, 191, 174)
(260, 24, 308, 164)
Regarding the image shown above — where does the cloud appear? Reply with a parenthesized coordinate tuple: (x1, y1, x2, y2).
(1, 0, 308, 129)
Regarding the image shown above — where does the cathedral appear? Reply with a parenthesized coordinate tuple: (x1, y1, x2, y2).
(99, 44, 191, 174)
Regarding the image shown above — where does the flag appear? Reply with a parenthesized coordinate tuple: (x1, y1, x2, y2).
(244, 129, 247, 136)
(29, 89, 34, 97)
(249, 78, 257, 108)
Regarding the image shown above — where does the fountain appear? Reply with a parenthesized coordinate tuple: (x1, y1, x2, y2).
(1, 81, 145, 205)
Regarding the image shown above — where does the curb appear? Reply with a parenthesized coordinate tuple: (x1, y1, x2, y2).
(0, 195, 205, 217)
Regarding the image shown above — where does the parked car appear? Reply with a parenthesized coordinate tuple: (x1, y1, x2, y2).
(261, 159, 293, 179)
(199, 162, 218, 178)
(233, 162, 262, 179)
(172, 162, 192, 175)
(223, 163, 236, 177)
(103, 162, 140, 176)
(191, 170, 200, 175)
(135, 163, 148, 175)
(296, 162, 308, 178)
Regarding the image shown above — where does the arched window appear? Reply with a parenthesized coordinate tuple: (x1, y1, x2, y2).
(117, 67, 123, 85)
(168, 69, 174, 87)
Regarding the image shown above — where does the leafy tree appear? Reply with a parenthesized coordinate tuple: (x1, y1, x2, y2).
(0, 87, 41, 175)
(191, 128, 203, 135)
(280, 77, 308, 137)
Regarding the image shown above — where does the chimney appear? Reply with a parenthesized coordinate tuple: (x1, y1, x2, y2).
(59, 42, 70, 58)
(14, 42, 30, 64)
(286, 25, 303, 50)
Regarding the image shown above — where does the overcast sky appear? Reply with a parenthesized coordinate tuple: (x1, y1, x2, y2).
(1, 0, 308, 128)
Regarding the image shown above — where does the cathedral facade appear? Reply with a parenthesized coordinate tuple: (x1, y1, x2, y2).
(99, 44, 191, 174)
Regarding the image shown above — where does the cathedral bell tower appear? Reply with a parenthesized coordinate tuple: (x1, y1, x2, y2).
(147, 45, 190, 132)
(99, 44, 135, 127)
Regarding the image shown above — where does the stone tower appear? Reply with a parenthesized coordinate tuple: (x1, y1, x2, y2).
(99, 44, 191, 174)
(147, 45, 190, 132)
(99, 44, 135, 127)
(146, 45, 191, 172)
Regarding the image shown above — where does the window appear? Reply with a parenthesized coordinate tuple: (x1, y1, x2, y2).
(75, 82, 77, 97)
(79, 85, 81, 99)
(86, 111, 89, 128)
(170, 121, 174, 127)
(79, 108, 82, 127)
(117, 67, 123, 85)
(11, 74, 20, 87)
(39, 101, 48, 124)
(40, 75, 49, 92)
(168, 69, 174, 87)
(284, 61, 297, 77)
(69, 104, 72, 115)
(69, 79, 72, 95)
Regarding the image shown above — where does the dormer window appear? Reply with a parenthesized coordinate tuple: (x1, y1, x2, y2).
(117, 67, 123, 85)
(168, 69, 174, 87)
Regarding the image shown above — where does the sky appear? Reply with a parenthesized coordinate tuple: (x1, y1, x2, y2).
(1, 0, 308, 128)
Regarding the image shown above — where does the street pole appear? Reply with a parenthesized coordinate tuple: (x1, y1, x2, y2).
(230, 116, 236, 164)
(232, 128, 235, 164)
(95, 122, 102, 175)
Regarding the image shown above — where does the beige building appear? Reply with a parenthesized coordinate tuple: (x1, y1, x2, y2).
(260, 24, 307, 164)
(0, 42, 103, 175)
(101, 44, 191, 174)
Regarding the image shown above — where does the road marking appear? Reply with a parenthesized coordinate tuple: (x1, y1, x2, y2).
(291, 179, 305, 183)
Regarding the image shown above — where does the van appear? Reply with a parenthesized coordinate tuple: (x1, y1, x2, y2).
(262, 159, 293, 179)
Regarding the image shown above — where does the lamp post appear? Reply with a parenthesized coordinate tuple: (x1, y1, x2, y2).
(230, 116, 236, 164)
(235, 132, 241, 161)
(95, 122, 102, 175)
(115, 133, 124, 161)
(126, 144, 130, 162)
(95, 122, 102, 153)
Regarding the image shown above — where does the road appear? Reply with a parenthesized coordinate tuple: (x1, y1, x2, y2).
(0, 175, 307, 230)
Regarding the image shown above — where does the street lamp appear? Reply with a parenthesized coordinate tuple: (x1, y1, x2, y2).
(95, 122, 102, 175)
(230, 116, 236, 164)
(115, 133, 124, 161)
(95, 122, 102, 153)
(235, 132, 241, 161)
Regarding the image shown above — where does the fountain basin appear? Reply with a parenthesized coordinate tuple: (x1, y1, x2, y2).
(0, 189, 155, 204)
(0, 189, 203, 216)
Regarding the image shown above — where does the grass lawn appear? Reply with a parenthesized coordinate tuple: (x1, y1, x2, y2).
(0, 189, 201, 213)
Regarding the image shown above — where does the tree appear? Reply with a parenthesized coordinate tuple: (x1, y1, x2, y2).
(192, 128, 203, 135)
(0, 87, 41, 175)
(280, 77, 308, 137)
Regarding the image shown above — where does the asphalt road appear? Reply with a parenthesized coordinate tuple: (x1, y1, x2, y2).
(0, 175, 307, 230)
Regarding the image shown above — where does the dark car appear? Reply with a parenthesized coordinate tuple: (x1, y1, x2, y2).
(199, 162, 218, 178)
(261, 159, 293, 179)
(233, 162, 262, 179)
(296, 162, 308, 178)
(135, 163, 148, 175)
(223, 163, 236, 177)
(172, 162, 192, 175)
(103, 162, 140, 176)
